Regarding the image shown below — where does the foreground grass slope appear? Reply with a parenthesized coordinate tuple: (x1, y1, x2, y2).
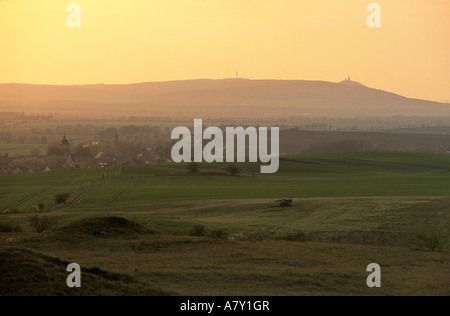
(5, 238, 447, 296)
(0, 152, 449, 295)
(0, 247, 168, 296)
(0, 197, 449, 295)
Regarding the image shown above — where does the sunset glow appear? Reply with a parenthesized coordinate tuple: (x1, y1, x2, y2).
(0, 0, 449, 101)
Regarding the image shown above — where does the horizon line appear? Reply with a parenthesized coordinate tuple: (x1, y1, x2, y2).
(0, 78, 448, 104)
(0, 77, 356, 85)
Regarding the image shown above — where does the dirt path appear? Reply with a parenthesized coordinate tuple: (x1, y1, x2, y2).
(4, 189, 47, 211)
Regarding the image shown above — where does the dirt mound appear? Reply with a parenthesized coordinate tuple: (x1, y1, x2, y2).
(55, 216, 154, 240)
(0, 247, 168, 296)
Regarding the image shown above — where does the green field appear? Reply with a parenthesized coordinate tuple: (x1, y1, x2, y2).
(2, 151, 450, 211)
(0, 152, 449, 296)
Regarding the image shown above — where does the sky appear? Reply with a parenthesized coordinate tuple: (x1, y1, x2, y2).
(0, 0, 449, 102)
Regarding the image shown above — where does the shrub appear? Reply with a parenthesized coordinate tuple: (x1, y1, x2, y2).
(30, 215, 55, 233)
(55, 193, 71, 205)
(5, 208, 19, 214)
(0, 223, 12, 232)
(1, 223, 12, 232)
(190, 224, 206, 237)
(418, 231, 446, 252)
(244, 231, 271, 241)
(276, 199, 293, 207)
(0, 222, 22, 233)
(209, 229, 229, 239)
(331, 233, 341, 243)
(283, 231, 307, 242)
(38, 203, 45, 212)
(187, 162, 199, 173)
(225, 165, 240, 176)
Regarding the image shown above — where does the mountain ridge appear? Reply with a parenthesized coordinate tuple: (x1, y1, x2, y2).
(0, 79, 448, 118)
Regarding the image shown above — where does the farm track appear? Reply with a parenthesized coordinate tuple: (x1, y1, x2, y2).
(3, 189, 47, 211)
(2, 169, 91, 211)
(60, 168, 89, 186)
(67, 176, 112, 208)
(108, 177, 143, 207)
(52, 167, 121, 210)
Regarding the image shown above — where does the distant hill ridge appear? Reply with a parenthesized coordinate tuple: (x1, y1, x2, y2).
(0, 78, 449, 117)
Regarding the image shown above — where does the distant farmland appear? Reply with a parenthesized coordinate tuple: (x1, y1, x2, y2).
(279, 130, 450, 153)
(2, 152, 450, 211)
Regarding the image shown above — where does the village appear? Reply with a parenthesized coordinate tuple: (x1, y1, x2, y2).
(0, 133, 173, 175)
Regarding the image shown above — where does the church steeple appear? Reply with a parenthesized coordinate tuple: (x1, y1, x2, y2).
(60, 133, 70, 156)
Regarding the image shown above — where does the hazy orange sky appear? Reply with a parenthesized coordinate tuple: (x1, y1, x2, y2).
(1, 0, 449, 101)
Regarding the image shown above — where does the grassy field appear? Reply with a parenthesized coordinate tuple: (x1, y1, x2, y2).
(2, 151, 450, 211)
(0, 152, 449, 296)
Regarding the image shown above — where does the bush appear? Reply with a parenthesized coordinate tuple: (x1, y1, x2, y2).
(187, 163, 199, 173)
(55, 193, 71, 205)
(190, 224, 206, 237)
(225, 165, 240, 176)
(0, 223, 13, 232)
(418, 231, 446, 252)
(276, 199, 293, 207)
(38, 203, 45, 212)
(283, 231, 307, 242)
(4, 208, 19, 214)
(30, 216, 55, 233)
(244, 230, 271, 241)
(209, 229, 229, 239)
(0, 223, 22, 233)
